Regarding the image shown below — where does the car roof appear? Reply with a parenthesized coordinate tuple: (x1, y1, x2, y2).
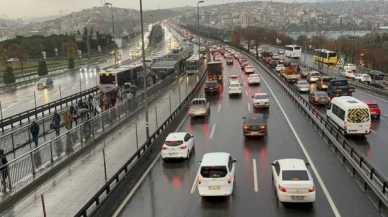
(206, 80, 217, 84)
(229, 81, 241, 85)
(249, 74, 259, 77)
(276, 158, 307, 171)
(313, 91, 328, 96)
(166, 132, 187, 141)
(362, 99, 377, 105)
(230, 75, 239, 78)
(244, 113, 266, 124)
(254, 93, 268, 96)
(201, 152, 230, 167)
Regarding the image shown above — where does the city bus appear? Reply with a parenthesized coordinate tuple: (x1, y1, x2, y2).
(284, 45, 302, 58)
(186, 54, 203, 75)
(313, 49, 338, 64)
(99, 64, 142, 92)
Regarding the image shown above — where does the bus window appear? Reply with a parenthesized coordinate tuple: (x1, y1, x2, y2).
(100, 74, 115, 84)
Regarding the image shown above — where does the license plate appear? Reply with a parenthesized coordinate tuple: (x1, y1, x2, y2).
(208, 186, 221, 190)
(209, 88, 213, 89)
(291, 196, 305, 200)
(251, 132, 259, 135)
(169, 153, 178, 156)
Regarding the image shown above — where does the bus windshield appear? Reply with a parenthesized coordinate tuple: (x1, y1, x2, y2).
(100, 74, 115, 84)
(186, 60, 198, 70)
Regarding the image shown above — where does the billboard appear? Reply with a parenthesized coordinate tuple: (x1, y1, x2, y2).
(223, 36, 230, 42)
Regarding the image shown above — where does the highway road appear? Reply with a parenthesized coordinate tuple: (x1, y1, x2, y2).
(268, 46, 388, 177)
(114, 52, 380, 217)
(0, 30, 155, 119)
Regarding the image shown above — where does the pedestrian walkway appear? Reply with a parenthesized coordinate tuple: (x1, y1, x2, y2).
(1, 74, 198, 217)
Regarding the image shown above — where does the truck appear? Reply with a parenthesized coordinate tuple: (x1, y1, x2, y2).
(207, 62, 223, 83)
(282, 65, 300, 83)
(327, 79, 356, 99)
(188, 98, 210, 118)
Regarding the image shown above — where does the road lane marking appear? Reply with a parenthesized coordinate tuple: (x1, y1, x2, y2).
(253, 159, 258, 192)
(356, 90, 388, 103)
(191, 171, 200, 193)
(218, 104, 222, 112)
(384, 114, 388, 118)
(247, 103, 251, 111)
(371, 129, 377, 134)
(245, 90, 248, 96)
(254, 68, 341, 217)
(209, 124, 216, 139)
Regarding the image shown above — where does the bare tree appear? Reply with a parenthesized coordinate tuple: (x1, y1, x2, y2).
(231, 27, 243, 46)
(64, 42, 77, 58)
(8, 44, 28, 71)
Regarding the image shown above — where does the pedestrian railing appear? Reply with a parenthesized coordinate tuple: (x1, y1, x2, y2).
(0, 72, 180, 202)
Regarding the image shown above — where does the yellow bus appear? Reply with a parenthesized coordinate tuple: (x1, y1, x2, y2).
(313, 49, 338, 64)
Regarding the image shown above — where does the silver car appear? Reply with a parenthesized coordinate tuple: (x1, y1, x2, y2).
(37, 78, 54, 89)
(294, 80, 310, 92)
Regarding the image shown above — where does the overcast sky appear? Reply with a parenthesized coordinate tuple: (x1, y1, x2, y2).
(1, 0, 219, 20)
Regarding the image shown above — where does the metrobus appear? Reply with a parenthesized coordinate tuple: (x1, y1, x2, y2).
(284, 45, 302, 58)
(99, 64, 142, 92)
(186, 54, 203, 75)
(313, 49, 338, 64)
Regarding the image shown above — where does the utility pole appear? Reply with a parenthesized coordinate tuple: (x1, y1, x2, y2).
(304, 23, 308, 65)
(338, 16, 343, 78)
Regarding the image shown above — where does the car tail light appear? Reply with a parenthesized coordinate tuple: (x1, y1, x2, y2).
(188, 110, 191, 114)
(369, 122, 372, 129)
(309, 186, 315, 192)
(327, 97, 330, 100)
(203, 109, 207, 113)
(229, 88, 232, 91)
(243, 125, 249, 130)
(315, 97, 319, 102)
(180, 145, 187, 149)
(259, 125, 265, 130)
(205, 86, 209, 89)
(162, 145, 167, 150)
(198, 176, 201, 184)
(344, 122, 348, 130)
(238, 88, 242, 90)
(278, 184, 287, 192)
(214, 85, 219, 88)
(265, 102, 269, 104)
(209, 77, 213, 80)
(227, 175, 232, 184)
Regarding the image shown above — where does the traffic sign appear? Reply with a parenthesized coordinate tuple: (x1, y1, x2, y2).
(336, 59, 344, 67)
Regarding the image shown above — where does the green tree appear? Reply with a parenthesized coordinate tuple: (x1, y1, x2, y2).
(68, 57, 75, 69)
(8, 44, 28, 71)
(3, 66, 16, 84)
(37, 60, 48, 76)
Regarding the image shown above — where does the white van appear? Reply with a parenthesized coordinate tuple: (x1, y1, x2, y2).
(326, 96, 371, 136)
(197, 152, 237, 197)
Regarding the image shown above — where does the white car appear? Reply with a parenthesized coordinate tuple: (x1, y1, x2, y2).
(273, 54, 279, 60)
(251, 93, 269, 108)
(214, 55, 222, 61)
(248, 74, 260, 85)
(197, 152, 236, 196)
(228, 82, 242, 96)
(275, 64, 285, 72)
(244, 65, 255, 74)
(343, 63, 357, 72)
(353, 73, 371, 84)
(161, 132, 195, 161)
(278, 49, 285, 55)
(229, 75, 240, 84)
(271, 158, 316, 203)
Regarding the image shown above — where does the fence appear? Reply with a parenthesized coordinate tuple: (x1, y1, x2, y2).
(0, 72, 181, 200)
(234, 45, 388, 215)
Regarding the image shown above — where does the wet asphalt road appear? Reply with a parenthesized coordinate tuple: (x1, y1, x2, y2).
(115, 52, 380, 217)
(268, 46, 388, 177)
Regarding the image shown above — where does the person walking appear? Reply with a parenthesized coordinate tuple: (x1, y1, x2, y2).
(52, 111, 61, 136)
(0, 149, 8, 193)
(71, 106, 78, 126)
(63, 109, 72, 130)
(30, 121, 40, 147)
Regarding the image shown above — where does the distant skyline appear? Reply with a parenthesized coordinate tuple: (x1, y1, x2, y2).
(0, 0, 378, 20)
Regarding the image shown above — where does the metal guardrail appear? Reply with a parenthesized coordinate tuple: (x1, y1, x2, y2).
(0, 72, 181, 201)
(74, 62, 207, 217)
(234, 45, 388, 214)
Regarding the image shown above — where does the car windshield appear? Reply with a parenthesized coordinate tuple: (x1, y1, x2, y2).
(277, 65, 283, 67)
(200, 166, 228, 178)
(191, 100, 205, 106)
(364, 75, 371, 79)
(165, 140, 184, 146)
(250, 75, 259, 77)
(315, 92, 327, 97)
(230, 83, 240, 87)
(282, 170, 309, 181)
(38, 79, 47, 83)
(298, 81, 308, 85)
(230, 76, 238, 79)
(367, 104, 379, 108)
(254, 94, 267, 99)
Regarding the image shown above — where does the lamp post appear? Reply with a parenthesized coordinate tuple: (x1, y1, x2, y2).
(197, 0, 204, 55)
(338, 16, 343, 78)
(348, 22, 356, 63)
(304, 23, 308, 65)
(149, 15, 154, 46)
(140, 0, 150, 140)
(105, 2, 117, 67)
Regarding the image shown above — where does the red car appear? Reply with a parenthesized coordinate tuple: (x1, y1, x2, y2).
(362, 100, 381, 119)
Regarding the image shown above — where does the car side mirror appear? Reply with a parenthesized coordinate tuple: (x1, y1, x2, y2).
(268, 95, 270, 98)
(242, 117, 246, 119)
(198, 161, 202, 163)
(191, 135, 194, 138)
(305, 162, 310, 166)
(270, 162, 275, 166)
(251, 96, 254, 98)
(233, 159, 237, 163)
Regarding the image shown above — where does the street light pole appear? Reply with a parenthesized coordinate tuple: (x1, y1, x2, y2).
(304, 23, 308, 65)
(149, 15, 154, 46)
(338, 16, 343, 78)
(197, 1, 204, 55)
(140, 0, 150, 140)
(105, 2, 116, 67)
(348, 22, 356, 63)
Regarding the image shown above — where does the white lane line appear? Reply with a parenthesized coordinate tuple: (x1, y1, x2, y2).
(255, 68, 341, 217)
(247, 102, 251, 111)
(356, 90, 388, 103)
(253, 159, 258, 192)
(209, 124, 216, 139)
(245, 90, 248, 96)
(114, 82, 194, 217)
(190, 171, 200, 193)
(384, 114, 388, 118)
(371, 129, 377, 134)
(218, 104, 222, 112)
